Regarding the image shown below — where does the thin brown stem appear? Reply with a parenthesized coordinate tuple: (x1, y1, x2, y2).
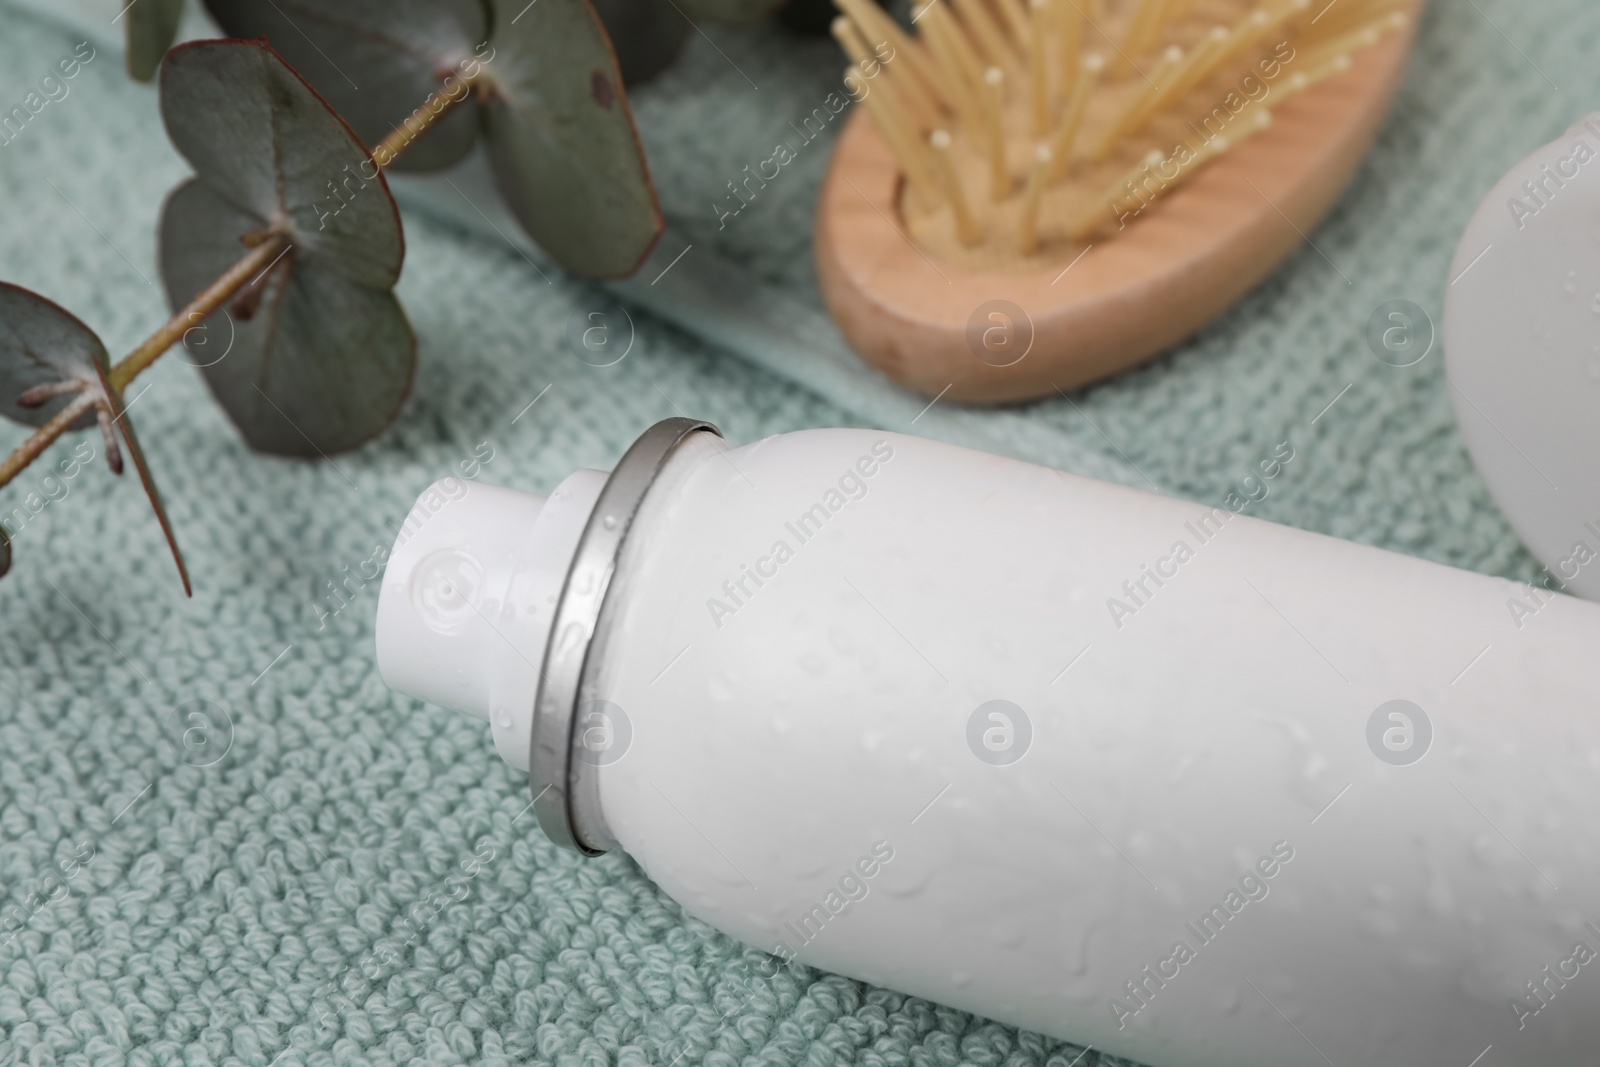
(370, 76, 477, 168)
(108, 232, 289, 394)
(0, 232, 289, 492)
(0, 394, 95, 488)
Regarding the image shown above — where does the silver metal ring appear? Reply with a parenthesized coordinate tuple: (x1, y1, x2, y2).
(530, 417, 721, 854)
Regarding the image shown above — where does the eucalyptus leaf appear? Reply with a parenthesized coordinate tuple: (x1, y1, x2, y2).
(0, 524, 10, 579)
(201, 0, 488, 172)
(481, 0, 662, 278)
(157, 40, 414, 456)
(590, 0, 691, 86)
(159, 182, 414, 458)
(89, 354, 192, 595)
(202, 0, 663, 278)
(0, 282, 108, 432)
(126, 0, 186, 82)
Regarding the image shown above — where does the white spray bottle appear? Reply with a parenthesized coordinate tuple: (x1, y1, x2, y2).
(375, 419, 1600, 1067)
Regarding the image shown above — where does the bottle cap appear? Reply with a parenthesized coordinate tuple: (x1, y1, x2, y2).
(375, 479, 546, 720)
(1444, 112, 1600, 601)
(375, 467, 611, 772)
(374, 418, 721, 853)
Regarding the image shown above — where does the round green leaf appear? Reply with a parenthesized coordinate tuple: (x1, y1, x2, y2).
(201, 0, 488, 172)
(161, 39, 406, 283)
(0, 282, 108, 431)
(591, 0, 690, 86)
(126, 0, 186, 82)
(480, 0, 663, 278)
(158, 41, 414, 456)
(159, 179, 413, 458)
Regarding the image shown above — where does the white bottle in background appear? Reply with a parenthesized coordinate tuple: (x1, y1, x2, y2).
(376, 419, 1600, 1067)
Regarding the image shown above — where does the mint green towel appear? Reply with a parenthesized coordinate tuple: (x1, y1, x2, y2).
(0, 2, 1587, 1064)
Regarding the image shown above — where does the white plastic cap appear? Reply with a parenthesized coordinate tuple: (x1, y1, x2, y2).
(376, 478, 545, 720)
(1443, 111, 1600, 601)
(376, 469, 608, 770)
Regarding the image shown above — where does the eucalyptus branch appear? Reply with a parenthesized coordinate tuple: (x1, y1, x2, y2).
(0, 394, 96, 488)
(107, 230, 290, 395)
(0, 37, 500, 591)
(90, 84, 476, 402)
(103, 79, 474, 398)
(0, 86, 456, 492)
(370, 74, 479, 168)
(0, 233, 291, 495)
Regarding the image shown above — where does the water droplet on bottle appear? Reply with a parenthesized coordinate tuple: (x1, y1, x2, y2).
(602, 514, 619, 530)
(881, 867, 934, 899)
(409, 549, 482, 634)
(558, 621, 588, 654)
(991, 918, 1026, 949)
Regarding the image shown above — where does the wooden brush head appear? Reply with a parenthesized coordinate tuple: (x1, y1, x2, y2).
(818, 0, 1422, 401)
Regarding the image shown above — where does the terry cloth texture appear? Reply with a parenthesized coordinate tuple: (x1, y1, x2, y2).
(0, 2, 1591, 1065)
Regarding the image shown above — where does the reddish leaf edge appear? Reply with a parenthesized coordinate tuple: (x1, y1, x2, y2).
(483, 0, 664, 280)
(568, 0, 665, 278)
(0, 280, 110, 432)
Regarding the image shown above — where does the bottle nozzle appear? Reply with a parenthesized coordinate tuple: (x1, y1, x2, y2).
(375, 478, 546, 721)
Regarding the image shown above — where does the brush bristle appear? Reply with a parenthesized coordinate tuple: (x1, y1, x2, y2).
(832, 0, 1409, 263)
